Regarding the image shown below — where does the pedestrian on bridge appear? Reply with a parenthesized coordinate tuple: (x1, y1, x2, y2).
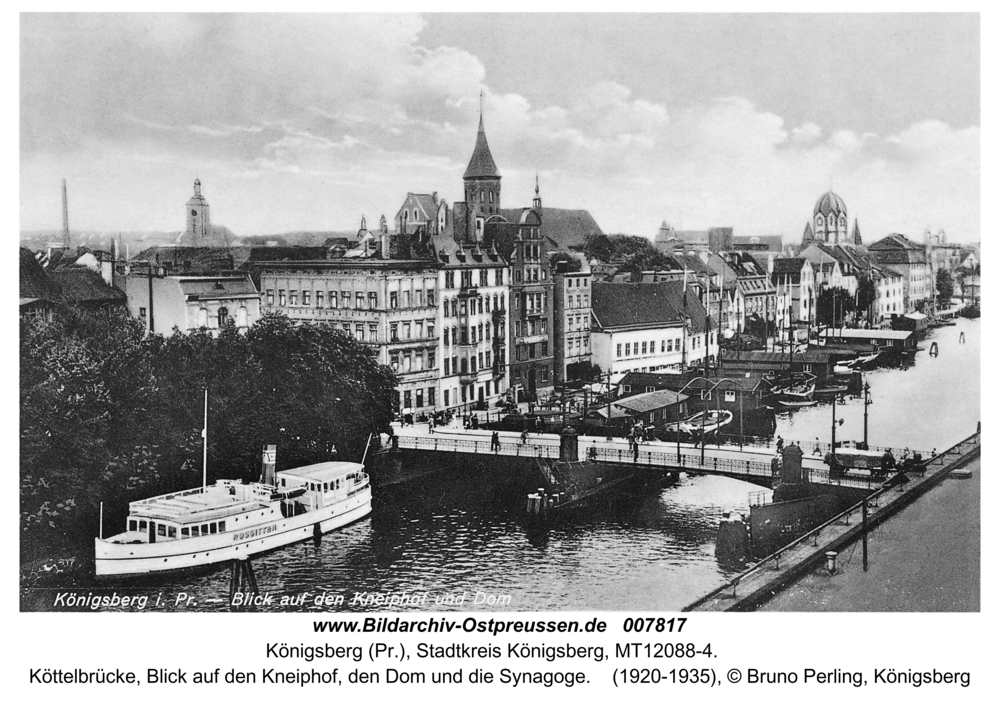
(491, 431, 501, 453)
(776, 435, 784, 451)
(632, 440, 640, 463)
(521, 429, 529, 445)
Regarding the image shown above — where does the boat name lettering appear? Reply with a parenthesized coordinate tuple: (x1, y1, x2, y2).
(234, 524, 279, 541)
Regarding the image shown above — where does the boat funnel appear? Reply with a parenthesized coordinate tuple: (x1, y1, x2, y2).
(262, 444, 277, 486)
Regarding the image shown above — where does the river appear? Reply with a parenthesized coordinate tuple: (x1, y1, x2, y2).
(55, 318, 980, 612)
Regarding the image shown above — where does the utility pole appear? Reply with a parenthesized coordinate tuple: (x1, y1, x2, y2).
(862, 379, 872, 449)
(831, 391, 839, 458)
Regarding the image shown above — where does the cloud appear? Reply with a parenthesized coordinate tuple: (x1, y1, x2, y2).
(20, 14, 979, 243)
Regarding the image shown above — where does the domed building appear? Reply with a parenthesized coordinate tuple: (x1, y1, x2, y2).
(800, 190, 864, 247)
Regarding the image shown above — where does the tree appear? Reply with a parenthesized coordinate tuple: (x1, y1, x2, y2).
(935, 268, 954, 306)
(549, 251, 582, 273)
(815, 287, 856, 327)
(856, 277, 877, 321)
(20, 310, 397, 567)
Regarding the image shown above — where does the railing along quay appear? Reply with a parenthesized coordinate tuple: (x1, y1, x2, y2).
(683, 430, 981, 612)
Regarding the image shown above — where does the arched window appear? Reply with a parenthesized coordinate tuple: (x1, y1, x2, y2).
(218, 306, 229, 327)
(237, 306, 248, 327)
(197, 308, 208, 328)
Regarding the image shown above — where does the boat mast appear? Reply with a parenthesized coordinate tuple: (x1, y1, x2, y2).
(202, 386, 209, 490)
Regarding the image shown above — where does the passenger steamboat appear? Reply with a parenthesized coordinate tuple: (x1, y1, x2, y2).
(94, 451, 371, 577)
(95, 391, 372, 577)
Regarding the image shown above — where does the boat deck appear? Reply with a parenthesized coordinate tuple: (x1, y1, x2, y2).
(129, 484, 270, 523)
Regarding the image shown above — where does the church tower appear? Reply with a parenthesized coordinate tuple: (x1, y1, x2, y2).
(186, 178, 211, 242)
(463, 100, 501, 241)
(533, 174, 542, 210)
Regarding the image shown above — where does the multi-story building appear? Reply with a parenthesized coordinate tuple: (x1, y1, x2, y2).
(872, 265, 905, 321)
(720, 251, 779, 340)
(552, 261, 592, 385)
(436, 237, 509, 412)
(869, 234, 931, 313)
(259, 253, 441, 418)
(770, 258, 815, 328)
(591, 281, 716, 374)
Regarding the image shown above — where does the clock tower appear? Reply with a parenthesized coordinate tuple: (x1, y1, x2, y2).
(186, 178, 211, 241)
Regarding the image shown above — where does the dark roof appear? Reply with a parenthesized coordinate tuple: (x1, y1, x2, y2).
(614, 389, 688, 413)
(20, 248, 61, 301)
(539, 208, 604, 251)
(721, 250, 767, 277)
(772, 258, 806, 275)
(433, 237, 506, 268)
(463, 115, 500, 179)
(48, 268, 126, 304)
(868, 234, 927, 265)
(592, 281, 709, 333)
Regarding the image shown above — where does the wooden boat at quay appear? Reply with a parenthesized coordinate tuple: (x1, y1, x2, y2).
(777, 399, 818, 408)
(770, 381, 815, 402)
(94, 391, 372, 578)
(813, 383, 849, 396)
(682, 410, 734, 435)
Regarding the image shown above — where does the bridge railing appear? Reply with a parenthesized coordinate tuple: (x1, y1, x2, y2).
(588, 446, 774, 479)
(396, 435, 561, 459)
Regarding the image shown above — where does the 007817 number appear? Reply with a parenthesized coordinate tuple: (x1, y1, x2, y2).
(622, 617, 686, 633)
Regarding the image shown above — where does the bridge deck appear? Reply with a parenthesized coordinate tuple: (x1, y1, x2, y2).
(393, 425, 879, 489)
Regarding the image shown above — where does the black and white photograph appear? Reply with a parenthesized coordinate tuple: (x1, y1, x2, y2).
(19, 11, 981, 621)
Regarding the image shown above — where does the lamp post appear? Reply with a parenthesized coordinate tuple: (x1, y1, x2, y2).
(862, 379, 872, 449)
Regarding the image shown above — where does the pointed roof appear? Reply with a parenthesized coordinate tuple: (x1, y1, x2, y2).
(802, 221, 815, 243)
(852, 218, 863, 245)
(463, 112, 500, 179)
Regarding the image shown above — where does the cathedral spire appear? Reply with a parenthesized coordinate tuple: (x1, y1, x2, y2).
(464, 96, 499, 179)
(533, 173, 542, 209)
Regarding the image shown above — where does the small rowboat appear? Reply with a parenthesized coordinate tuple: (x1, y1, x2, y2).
(814, 384, 849, 396)
(777, 399, 818, 408)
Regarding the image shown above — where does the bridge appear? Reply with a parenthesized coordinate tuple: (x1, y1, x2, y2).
(389, 424, 907, 490)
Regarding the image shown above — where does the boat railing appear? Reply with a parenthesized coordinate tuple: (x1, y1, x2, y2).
(130, 485, 206, 506)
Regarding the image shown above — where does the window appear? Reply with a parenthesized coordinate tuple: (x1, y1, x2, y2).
(428, 321, 435, 338)
(444, 358, 451, 375)
(415, 321, 424, 338)
(303, 290, 311, 306)
(217, 307, 229, 327)
(403, 322, 411, 339)
(289, 291, 298, 306)
(633, 342, 639, 355)
(369, 324, 377, 341)
(416, 389, 424, 408)
(355, 324, 364, 341)
(369, 292, 378, 309)
(427, 289, 435, 306)
(316, 291, 324, 308)
(428, 351, 435, 369)
(266, 290, 274, 306)
(198, 308, 208, 327)
(404, 291, 411, 308)
(390, 292, 398, 308)
(444, 389, 450, 406)
(342, 291, 351, 308)
(641, 341, 647, 355)
(330, 292, 338, 308)
(356, 292, 365, 309)
(445, 272, 455, 289)
(403, 391, 411, 409)
(278, 290, 286, 306)
(617, 344, 622, 357)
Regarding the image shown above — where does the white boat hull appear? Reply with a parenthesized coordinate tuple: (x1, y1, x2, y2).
(94, 492, 371, 578)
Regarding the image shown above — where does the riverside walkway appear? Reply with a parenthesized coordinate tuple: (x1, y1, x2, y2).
(682, 429, 981, 612)
(391, 423, 906, 490)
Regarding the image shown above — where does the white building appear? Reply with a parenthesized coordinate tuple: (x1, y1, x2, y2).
(591, 281, 717, 374)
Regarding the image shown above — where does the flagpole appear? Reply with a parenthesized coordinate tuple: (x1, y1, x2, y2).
(202, 386, 209, 490)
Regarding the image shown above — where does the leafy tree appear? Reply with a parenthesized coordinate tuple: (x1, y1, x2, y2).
(20, 310, 397, 568)
(935, 268, 954, 305)
(549, 251, 582, 273)
(815, 287, 856, 327)
(856, 277, 877, 320)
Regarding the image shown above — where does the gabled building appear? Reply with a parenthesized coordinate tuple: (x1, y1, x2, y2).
(770, 257, 815, 326)
(591, 281, 717, 374)
(868, 234, 931, 312)
(552, 260, 592, 385)
(19, 247, 61, 321)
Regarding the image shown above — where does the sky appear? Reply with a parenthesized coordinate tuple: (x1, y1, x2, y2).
(19, 13, 981, 243)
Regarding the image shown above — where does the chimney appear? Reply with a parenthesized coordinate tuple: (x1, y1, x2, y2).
(381, 229, 390, 259)
(261, 444, 277, 486)
(62, 179, 70, 250)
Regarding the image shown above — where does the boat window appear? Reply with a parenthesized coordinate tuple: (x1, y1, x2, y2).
(209, 522, 217, 534)
(128, 519, 138, 531)
(181, 527, 189, 538)
(281, 478, 286, 487)
(219, 521, 226, 533)
(168, 526, 177, 538)
(201, 524, 209, 535)
(157, 524, 166, 537)
(138, 520, 147, 532)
